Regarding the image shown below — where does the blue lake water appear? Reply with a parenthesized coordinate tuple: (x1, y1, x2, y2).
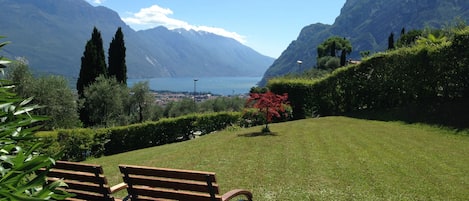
(128, 77, 262, 96)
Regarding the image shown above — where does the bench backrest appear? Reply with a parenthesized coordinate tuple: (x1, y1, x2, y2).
(44, 161, 115, 201)
(119, 164, 222, 201)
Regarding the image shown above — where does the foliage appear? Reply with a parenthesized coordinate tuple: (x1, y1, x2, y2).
(268, 78, 319, 119)
(245, 91, 289, 132)
(0, 42, 71, 200)
(77, 27, 107, 97)
(6, 61, 81, 129)
(39, 112, 242, 159)
(317, 36, 352, 58)
(163, 95, 245, 118)
(77, 27, 108, 126)
(396, 29, 423, 47)
(387, 32, 395, 50)
(269, 26, 469, 121)
(5, 60, 34, 96)
(359, 50, 371, 58)
(198, 96, 246, 113)
(108, 27, 127, 85)
(129, 81, 162, 123)
(239, 108, 266, 128)
(317, 56, 340, 70)
(165, 98, 195, 118)
(32, 75, 81, 129)
(53, 129, 110, 161)
(82, 75, 130, 127)
(316, 36, 352, 70)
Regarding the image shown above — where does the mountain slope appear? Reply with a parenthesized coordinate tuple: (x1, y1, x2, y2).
(260, 0, 469, 85)
(137, 27, 272, 77)
(0, 0, 273, 79)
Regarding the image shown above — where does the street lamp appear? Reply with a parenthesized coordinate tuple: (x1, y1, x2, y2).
(193, 79, 198, 112)
(297, 60, 303, 71)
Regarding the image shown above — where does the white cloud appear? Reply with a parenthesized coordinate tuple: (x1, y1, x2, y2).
(86, 0, 104, 5)
(122, 5, 246, 44)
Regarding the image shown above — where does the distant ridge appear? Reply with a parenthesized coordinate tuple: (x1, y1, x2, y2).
(0, 0, 274, 79)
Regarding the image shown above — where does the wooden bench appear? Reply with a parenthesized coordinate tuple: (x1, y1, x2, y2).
(42, 161, 127, 201)
(119, 164, 253, 201)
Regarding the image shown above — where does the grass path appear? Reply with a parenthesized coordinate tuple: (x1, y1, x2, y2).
(88, 116, 469, 200)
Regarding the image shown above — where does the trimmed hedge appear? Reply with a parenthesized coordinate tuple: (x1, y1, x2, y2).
(39, 112, 241, 161)
(269, 27, 469, 118)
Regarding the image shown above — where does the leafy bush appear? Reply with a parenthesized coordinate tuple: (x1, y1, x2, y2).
(245, 91, 290, 132)
(42, 112, 243, 160)
(0, 38, 71, 200)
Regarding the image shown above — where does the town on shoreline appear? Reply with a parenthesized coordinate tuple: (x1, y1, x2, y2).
(152, 90, 249, 106)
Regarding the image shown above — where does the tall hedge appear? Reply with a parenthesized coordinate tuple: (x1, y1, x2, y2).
(269, 27, 469, 117)
(40, 112, 242, 160)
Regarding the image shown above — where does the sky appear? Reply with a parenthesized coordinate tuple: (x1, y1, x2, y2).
(85, 0, 346, 58)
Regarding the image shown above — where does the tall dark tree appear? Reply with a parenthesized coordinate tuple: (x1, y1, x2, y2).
(108, 27, 127, 85)
(330, 41, 337, 57)
(340, 49, 347, 66)
(388, 32, 395, 50)
(77, 27, 107, 126)
(77, 27, 107, 97)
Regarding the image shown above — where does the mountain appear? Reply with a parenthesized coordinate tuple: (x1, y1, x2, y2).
(260, 0, 469, 85)
(0, 0, 273, 79)
(137, 27, 272, 77)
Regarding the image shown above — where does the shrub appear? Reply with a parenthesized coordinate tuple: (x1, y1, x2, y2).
(43, 112, 243, 160)
(0, 39, 71, 199)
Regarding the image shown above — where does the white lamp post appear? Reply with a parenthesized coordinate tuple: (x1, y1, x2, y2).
(297, 60, 303, 71)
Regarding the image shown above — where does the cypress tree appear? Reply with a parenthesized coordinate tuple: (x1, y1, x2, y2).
(340, 49, 347, 66)
(77, 27, 107, 97)
(76, 27, 107, 126)
(108, 27, 127, 85)
(330, 41, 336, 57)
(388, 32, 395, 50)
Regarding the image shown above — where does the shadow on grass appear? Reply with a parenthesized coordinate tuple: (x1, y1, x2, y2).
(238, 132, 278, 137)
(343, 97, 469, 132)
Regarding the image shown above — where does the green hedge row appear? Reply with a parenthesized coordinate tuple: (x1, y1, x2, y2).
(39, 112, 241, 161)
(269, 27, 469, 118)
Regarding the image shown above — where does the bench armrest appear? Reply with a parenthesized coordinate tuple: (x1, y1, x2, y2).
(110, 182, 128, 194)
(221, 189, 253, 201)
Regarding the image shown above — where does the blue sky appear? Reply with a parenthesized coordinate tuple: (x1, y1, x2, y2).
(86, 0, 346, 58)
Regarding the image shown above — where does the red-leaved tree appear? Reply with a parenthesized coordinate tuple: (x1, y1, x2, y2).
(246, 90, 289, 132)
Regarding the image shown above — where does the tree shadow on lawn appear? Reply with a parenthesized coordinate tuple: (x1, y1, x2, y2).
(343, 97, 469, 132)
(238, 132, 278, 137)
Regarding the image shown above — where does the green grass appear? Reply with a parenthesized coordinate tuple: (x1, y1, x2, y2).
(87, 116, 469, 200)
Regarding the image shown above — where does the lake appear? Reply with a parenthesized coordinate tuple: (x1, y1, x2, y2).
(128, 77, 262, 96)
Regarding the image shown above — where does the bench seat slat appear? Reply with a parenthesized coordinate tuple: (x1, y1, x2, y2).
(47, 178, 111, 195)
(44, 161, 123, 201)
(62, 188, 114, 201)
(125, 175, 220, 194)
(46, 169, 107, 184)
(132, 186, 222, 201)
(120, 165, 217, 182)
(53, 161, 104, 173)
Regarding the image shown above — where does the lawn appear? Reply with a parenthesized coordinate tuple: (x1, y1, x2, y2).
(87, 116, 469, 200)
